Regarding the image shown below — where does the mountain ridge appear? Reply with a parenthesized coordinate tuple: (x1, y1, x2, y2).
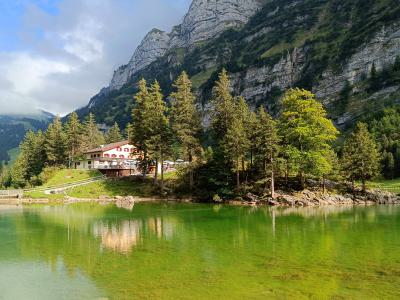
(76, 0, 400, 130)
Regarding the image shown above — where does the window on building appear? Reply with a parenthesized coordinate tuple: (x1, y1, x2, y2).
(112, 154, 117, 158)
(119, 155, 124, 158)
(104, 154, 110, 158)
(117, 147, 122, 151)
(124, 148, 129, 152)
(88, 161, 92, 164)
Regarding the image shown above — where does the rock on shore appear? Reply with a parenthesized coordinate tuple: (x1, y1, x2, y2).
(232, 189, 400, 207)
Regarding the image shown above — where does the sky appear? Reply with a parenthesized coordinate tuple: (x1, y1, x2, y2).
(0, 0, 191, 116)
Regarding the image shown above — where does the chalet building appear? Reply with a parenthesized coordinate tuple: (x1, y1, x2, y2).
(74, 140, 141, 177)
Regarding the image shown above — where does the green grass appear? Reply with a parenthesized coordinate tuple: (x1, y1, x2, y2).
(24, 190, 65, 200)
(191, 67, 217, 89)
(44, 169, 102, 187)
(367, 178, 400, 193)
(67, 178, 159, 198)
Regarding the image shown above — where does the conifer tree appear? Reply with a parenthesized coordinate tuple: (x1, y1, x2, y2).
(0, 162, 11, 188)
(246, 110, 259, 173)
(280, 88, 339, 188)
(342, 122, 380, 192)
(170, 71, 202, 191)
(106, 122, 123, 144)
(255, 107, 280, 198)
(64, 112, 82, 165)
(45, 116, 67, 166)
(125, 123, 133, 141)
(12, 130, 46, 187)
(81, 113, 105, 152)
(131, 79, 154, 177)
(147, 81, 172, 191)
(236, 96, 252, 175)
(210, 69, 235, 140)
(225, 109, 249, 190)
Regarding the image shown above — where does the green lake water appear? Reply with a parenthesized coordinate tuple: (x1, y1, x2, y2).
(0, 203, 399, 300)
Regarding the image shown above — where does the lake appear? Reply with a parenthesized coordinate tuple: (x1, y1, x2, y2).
(0, 203, 399, 299)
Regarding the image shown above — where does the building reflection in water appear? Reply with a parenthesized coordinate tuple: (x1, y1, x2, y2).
(92, 216, 177, 254)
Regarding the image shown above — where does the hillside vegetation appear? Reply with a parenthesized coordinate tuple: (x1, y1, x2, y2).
(76, 0, 400, 130)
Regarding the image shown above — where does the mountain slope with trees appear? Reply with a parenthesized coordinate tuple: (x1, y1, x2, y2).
(75, 0, 400, 131)
(0, 111, 53, 163)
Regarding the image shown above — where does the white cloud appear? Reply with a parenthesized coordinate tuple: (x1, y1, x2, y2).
(0, 0, 191, 116)
(61, 17, 104, 63)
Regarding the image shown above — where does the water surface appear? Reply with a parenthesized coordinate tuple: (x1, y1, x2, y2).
(0, 203, 399, 299)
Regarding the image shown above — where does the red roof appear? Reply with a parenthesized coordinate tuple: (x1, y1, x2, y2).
(85, 140, 131, 154)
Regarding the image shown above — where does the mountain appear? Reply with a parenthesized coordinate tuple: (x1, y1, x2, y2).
(0, 111, 54, 163)
(76, 0, 400, 130)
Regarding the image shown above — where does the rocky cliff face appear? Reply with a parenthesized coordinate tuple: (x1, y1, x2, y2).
(170, 0, 263, 48)
(108, 0, 263, 91)
(110, 29, 170, 90)
(78, 0, 400, 131)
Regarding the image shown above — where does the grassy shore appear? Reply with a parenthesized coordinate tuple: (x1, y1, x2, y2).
(367, 178, 400, 194)
(23, 169, 179, 200)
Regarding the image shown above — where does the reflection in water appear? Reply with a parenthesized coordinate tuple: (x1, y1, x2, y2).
(92, 216, 177, 253)
(93, 220, 142, 254)
(1, 203, 400, 299)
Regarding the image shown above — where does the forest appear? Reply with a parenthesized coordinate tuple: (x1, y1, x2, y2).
(0, 69, 395, 200)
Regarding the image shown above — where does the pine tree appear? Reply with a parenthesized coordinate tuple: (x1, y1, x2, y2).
(0, 162, 11, 188)
(170, 71, 202, 191)
(280, 88, 339, 188)
(64, 112, 82, 166)
(45, 116, 67, 166)
(147, 81, 172, 191)
(255, 107, 279, 198)
(342, 122, 380, 192)
(11, 130, 46, 187)
(236, 96, 252, 177)
(131, 79, 153, 177)
(210, 69, 235, 140)
(225, 109, 249, 190)
(125, 123, 133, 141)
(106, 122, 123, 144)
(81, 113, 105, 152)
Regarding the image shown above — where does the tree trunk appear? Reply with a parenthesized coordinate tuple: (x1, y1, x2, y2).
(154, 158, 158, 185)
(250, 148, 253, 176)
(362, 178, 366, 194)
(236, 157, 240, 190)
(285, 160, 289, 187)
(271, 156, 275, 199)
(161, 154, 165, 194)
(299, 171, 305, 190)
(242, 157, 246, 184)
(142, 152, 148, 180)
(322, 175, 326, 194)
(189, 151, 193, 193)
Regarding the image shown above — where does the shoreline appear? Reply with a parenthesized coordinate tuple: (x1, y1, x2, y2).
(1, 188, 400, 207)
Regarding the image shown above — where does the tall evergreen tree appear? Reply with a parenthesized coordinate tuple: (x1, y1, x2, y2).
(170, 71, 202, 191)
(225, 109, 249, 190)
(255, 107, 280, 198)
(342, 122, 380, 192)
(11, 130, 46, 187)
(81, 113, 105, 152)
(147, 81, 172, 191)
(45, 116, 67, 166)
(106, 122, 123, 144)
(64, 112, 82, 166)
(210, 69, 235, 140)
(131, 79, 154, 177)
(280, 88, 339, 188)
